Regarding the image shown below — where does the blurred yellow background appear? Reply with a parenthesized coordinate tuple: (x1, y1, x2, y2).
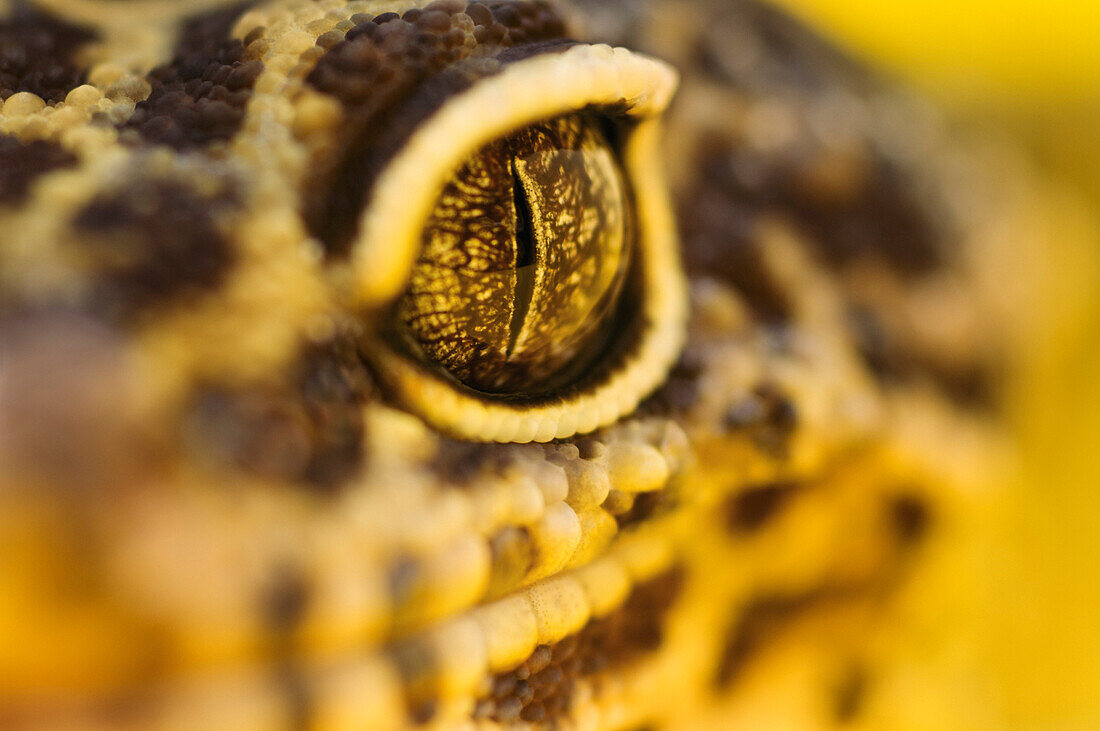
(771, 2, 1100, 726)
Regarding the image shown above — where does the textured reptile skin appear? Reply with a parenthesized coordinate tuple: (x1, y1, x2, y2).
(0, 1, 1022, 728)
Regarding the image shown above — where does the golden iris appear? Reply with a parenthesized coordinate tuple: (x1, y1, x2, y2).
(395, 113, 632, 394)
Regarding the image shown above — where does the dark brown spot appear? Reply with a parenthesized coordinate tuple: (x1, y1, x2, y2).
(723, 383, 798, 457)
(188, 388, 313, 481)
(672, 2, 952, 282)
(429, 437, 519, 485)
(72, 177, 237, 319)
(848, 304, 907, 382)
(935, 364, 995, 410)
(684, 133, 948, 285)
(793, 152, 947, 276)
(614, 489, 673, 530)
(478, 565, 685, 723)
(261, 566, 310, 633)
(889, 493, 931, 546)
(297, 336, 373, 488)
(714, 585, 873, 691)
(848, 305, 995, 410)
(410, 701, 437, 725)
(169, 1, 257, 64)
(184, 333, 371, 490)
(724, 481, 797, 534)
(574, 439, 602, 460)
(0, 2, 98, 103)
(678, 148, 794, 322)
(122, 1, 263, 149)
(833, 664, 868, 723)
(303, 1, 569, 256)
(714, 592, 817, 689)
(0, 134, 76, 205)
(603, 565, 685, 654)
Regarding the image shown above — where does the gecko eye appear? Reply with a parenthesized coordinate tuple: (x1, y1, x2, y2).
(396, 113, 631, 395)
(350, 45, 685, 443)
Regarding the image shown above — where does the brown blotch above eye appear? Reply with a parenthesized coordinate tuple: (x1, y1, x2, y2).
(0, 2, 98, 103)
(122, 1, 263, 149)
(396, 112, 632, 395)
(680, 121, 949, 293)
(303, 1, 569, 256)
(678, 138, 795, 322)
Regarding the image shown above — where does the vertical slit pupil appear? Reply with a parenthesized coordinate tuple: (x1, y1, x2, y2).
(508, 157, 537, 357)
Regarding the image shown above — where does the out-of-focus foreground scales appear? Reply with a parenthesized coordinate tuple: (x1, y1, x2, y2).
(0, 0, 1024, 728)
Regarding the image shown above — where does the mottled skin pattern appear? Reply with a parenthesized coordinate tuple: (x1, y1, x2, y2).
(0, 0, 1015, 729)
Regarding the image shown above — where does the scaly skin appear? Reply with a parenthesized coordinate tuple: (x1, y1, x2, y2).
(0, 0, 1020, 728)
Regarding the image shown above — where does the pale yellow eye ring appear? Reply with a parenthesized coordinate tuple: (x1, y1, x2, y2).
(353, 44, 686, 443)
